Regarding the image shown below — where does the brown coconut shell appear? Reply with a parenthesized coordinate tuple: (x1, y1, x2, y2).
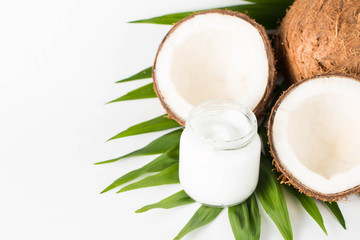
(268, 73, 360, 202)
(153, 10, 276, 126)
(277, 0, 360, 83)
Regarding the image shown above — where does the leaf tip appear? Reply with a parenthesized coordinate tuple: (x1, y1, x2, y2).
(100, 188, 108, 194)
(135, 208, 145, 214)
(106, 133, 125, 142)
(106, 99, 116, 104)
(128, 20, 141, 24)
(117, 188, 126, 193)
(94, 160, 107, 165)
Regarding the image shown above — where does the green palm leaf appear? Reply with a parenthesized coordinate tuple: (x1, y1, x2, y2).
(116, 67, 152, 83)
(130, 4, 289, 29)
(117, 164, 179, 193)
(96, 129, 182, 164)
(174, 205, 223, 240)
(107, 83, 156, 103)
(108, 114, 180, 141)
(101, 145, 179, 193)
(256, 155, 293, 240)
(136, 190, 194, 213)
(324, 202, 346, 229)
(287, 187, 327, 234)
(228, 194, 261, 240)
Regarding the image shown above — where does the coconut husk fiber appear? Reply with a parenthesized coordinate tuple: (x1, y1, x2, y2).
(277, 0, 360, 83)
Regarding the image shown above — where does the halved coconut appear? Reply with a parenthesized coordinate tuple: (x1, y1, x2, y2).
(153, 10, 275, 126)
(269, 74, 360, 201)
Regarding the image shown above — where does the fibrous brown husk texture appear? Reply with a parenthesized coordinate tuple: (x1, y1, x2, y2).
(277, 0, 360, 83)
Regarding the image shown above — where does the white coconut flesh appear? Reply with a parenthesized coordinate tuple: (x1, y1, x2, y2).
(154, 12, 269, 122)
(272, 76, 360, 194)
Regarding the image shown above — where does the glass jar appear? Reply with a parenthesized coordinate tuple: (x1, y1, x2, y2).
(179, 100, 261, 207)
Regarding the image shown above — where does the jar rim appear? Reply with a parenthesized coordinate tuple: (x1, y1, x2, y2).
(185, 99, 257, 150)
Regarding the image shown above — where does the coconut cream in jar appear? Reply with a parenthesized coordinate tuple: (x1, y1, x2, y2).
(179, 100, 261, 207)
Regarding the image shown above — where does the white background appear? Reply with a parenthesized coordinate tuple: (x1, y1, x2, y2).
(1, 0, 359, 239)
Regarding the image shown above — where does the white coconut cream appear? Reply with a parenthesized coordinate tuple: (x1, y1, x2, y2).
(179, 100, 261, 207)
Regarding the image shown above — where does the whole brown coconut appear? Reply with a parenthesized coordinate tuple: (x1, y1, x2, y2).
(277, 0, 360, 83)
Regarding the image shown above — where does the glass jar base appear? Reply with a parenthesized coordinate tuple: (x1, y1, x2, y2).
(183, 189, 256, 208)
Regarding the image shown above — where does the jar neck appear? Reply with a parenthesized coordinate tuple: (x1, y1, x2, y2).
(185, 100, 258, 150)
